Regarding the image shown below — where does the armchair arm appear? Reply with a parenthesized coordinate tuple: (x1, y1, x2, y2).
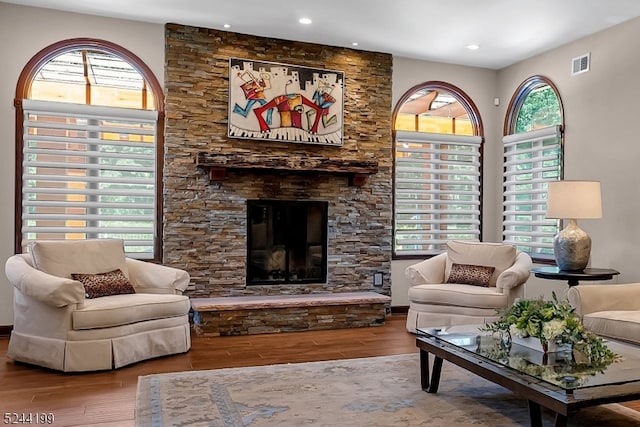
(495, 252, 532, 292)
(404, 253, 447, 285)
(568, 283, 640, 318)
(125, 258, 190, 294)
(5, 254, 85, 307)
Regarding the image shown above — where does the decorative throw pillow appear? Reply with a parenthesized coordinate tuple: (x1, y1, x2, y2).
(446, 263, 495, 287)
(71, 269, 136, 299)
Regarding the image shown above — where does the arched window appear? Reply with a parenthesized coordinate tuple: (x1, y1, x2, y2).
(14, 39, 164, 260)
(502, 75, 563, 261)
(393, 82, 483, 257)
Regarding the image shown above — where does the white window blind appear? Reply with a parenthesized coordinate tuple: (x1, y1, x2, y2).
(394, 130, 482, 256)
(22, 99, 158, 258)
(503, 125, 562, 259)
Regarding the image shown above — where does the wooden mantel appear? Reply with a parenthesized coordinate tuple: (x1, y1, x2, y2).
(196, 152, 379, 186)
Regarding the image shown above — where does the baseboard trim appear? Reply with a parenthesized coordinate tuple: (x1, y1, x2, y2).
(390, 306, 408, 314)
(0, 325, 13, 338)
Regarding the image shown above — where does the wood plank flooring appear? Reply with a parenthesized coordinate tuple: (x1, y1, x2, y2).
(1, 314, 638, 426)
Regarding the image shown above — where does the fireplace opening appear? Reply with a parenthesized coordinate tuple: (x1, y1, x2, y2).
(247, 199, 328, 285)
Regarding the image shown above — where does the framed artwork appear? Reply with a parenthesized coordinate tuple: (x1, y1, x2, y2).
(228, 58, 344, 146)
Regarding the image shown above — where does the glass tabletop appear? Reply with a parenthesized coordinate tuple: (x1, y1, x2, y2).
(417, 324, 640, 391)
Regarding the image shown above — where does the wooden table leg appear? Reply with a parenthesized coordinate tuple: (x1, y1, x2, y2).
(528, 400, 543, 427)
(420, 348, 430, 391)
(428, 356, 443, 393)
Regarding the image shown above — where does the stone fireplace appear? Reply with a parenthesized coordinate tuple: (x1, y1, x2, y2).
(162, 24, 393, 300)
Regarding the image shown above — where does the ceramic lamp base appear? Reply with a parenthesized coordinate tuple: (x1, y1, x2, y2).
(554, 219, 591, 271)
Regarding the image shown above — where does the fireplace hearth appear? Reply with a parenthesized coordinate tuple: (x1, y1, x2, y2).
(247, 199, 328, 285)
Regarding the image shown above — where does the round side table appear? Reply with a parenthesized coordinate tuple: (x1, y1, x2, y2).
(530, 266, 620, 287)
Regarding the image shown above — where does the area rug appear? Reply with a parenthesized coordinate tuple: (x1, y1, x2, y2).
(136, 353, 640, 426)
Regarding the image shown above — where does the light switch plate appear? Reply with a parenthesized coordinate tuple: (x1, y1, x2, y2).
(374, 272, 383, 286)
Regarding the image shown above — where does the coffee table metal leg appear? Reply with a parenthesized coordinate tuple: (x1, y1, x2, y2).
(420, 349, 430, 391)
(554, 413, 568, 427)
(428, 356, 443, 393)
(528, 400, 543, 427)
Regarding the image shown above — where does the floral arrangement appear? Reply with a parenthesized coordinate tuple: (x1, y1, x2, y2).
(481, 292, 618, 364)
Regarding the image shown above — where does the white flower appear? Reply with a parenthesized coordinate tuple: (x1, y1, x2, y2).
(542, 319, 566, 341)
(509, 324, 527, 338)
(508, 356, 527, 370)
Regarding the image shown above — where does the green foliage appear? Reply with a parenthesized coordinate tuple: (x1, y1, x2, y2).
(515, 85, 561, 133)
(481, 293, 618, 366)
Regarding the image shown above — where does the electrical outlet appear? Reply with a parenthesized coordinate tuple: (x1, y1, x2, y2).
(373, 272, 383, 286)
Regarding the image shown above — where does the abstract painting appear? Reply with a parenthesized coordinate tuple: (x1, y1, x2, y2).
(228, 58, 344, 146)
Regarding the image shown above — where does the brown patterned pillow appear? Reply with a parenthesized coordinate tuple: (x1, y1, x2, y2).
(72, 269, 136, 299)
(446, 263, 495, 287)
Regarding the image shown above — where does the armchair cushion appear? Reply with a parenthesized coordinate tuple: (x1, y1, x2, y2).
(581, 311, 640, 344)
(72, 293, 190, 330)
(408, 283, 507, 309)
(30, 239, 129, 279)
(445, 240, 516, 287)
(446, 263, 495, 287)
(72, 269, 136, 299)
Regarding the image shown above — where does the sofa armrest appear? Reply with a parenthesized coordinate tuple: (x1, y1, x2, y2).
(404, 253, 447, 285)
(495, 252, 532, 291)
(125, 258, 190, 294)
(568, 283, 640, 318)
(5, 254, 85, 307)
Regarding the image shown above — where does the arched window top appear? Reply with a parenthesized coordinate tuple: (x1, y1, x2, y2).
(502, 75, 563, 261)
(393, 81, 483, 136)
(16, 38, 163, 112)
(14, 38, 164, 259)
(504, 75, 563, 135)
(392, 82, 483, 257)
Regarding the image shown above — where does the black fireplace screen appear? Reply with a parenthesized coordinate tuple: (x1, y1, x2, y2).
(247, 199, 328, 285)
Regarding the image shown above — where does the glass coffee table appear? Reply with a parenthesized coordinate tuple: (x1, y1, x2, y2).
(416, 325, 640, 427)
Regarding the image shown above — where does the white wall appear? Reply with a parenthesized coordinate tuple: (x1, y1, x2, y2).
(0, 3, 164, 325)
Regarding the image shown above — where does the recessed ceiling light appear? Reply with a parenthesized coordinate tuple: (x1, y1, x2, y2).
(223, 24, 231, 29)
(299, 17, 312, 25)
(466, 43, 480, 50)
(352, 42, 359, 47)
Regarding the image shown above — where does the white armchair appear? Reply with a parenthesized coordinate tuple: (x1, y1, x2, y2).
(405, 240, 532, 333)
(568, 284, 640, 345)
(5, 239, 191, 372)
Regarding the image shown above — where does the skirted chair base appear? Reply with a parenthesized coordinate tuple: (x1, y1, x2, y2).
(407, 298, 503, 333)
(8, 318, 190, 372)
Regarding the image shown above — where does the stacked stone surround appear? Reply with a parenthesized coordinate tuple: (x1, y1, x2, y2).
(163, 23, 393, 299)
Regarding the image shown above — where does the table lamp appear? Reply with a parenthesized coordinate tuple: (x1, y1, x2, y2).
(546, 180, 602, 271)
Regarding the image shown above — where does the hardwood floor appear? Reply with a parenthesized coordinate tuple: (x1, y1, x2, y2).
(0, 315, 417, 426)
(1, 314, 639, 426)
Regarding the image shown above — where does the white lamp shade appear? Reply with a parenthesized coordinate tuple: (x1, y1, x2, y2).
(546, 180, 602, 219)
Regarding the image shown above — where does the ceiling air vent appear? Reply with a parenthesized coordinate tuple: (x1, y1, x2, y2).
(572, 53, 590, 75)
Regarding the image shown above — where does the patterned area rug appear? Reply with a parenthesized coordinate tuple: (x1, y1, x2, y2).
(136, 353, 640, 426)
